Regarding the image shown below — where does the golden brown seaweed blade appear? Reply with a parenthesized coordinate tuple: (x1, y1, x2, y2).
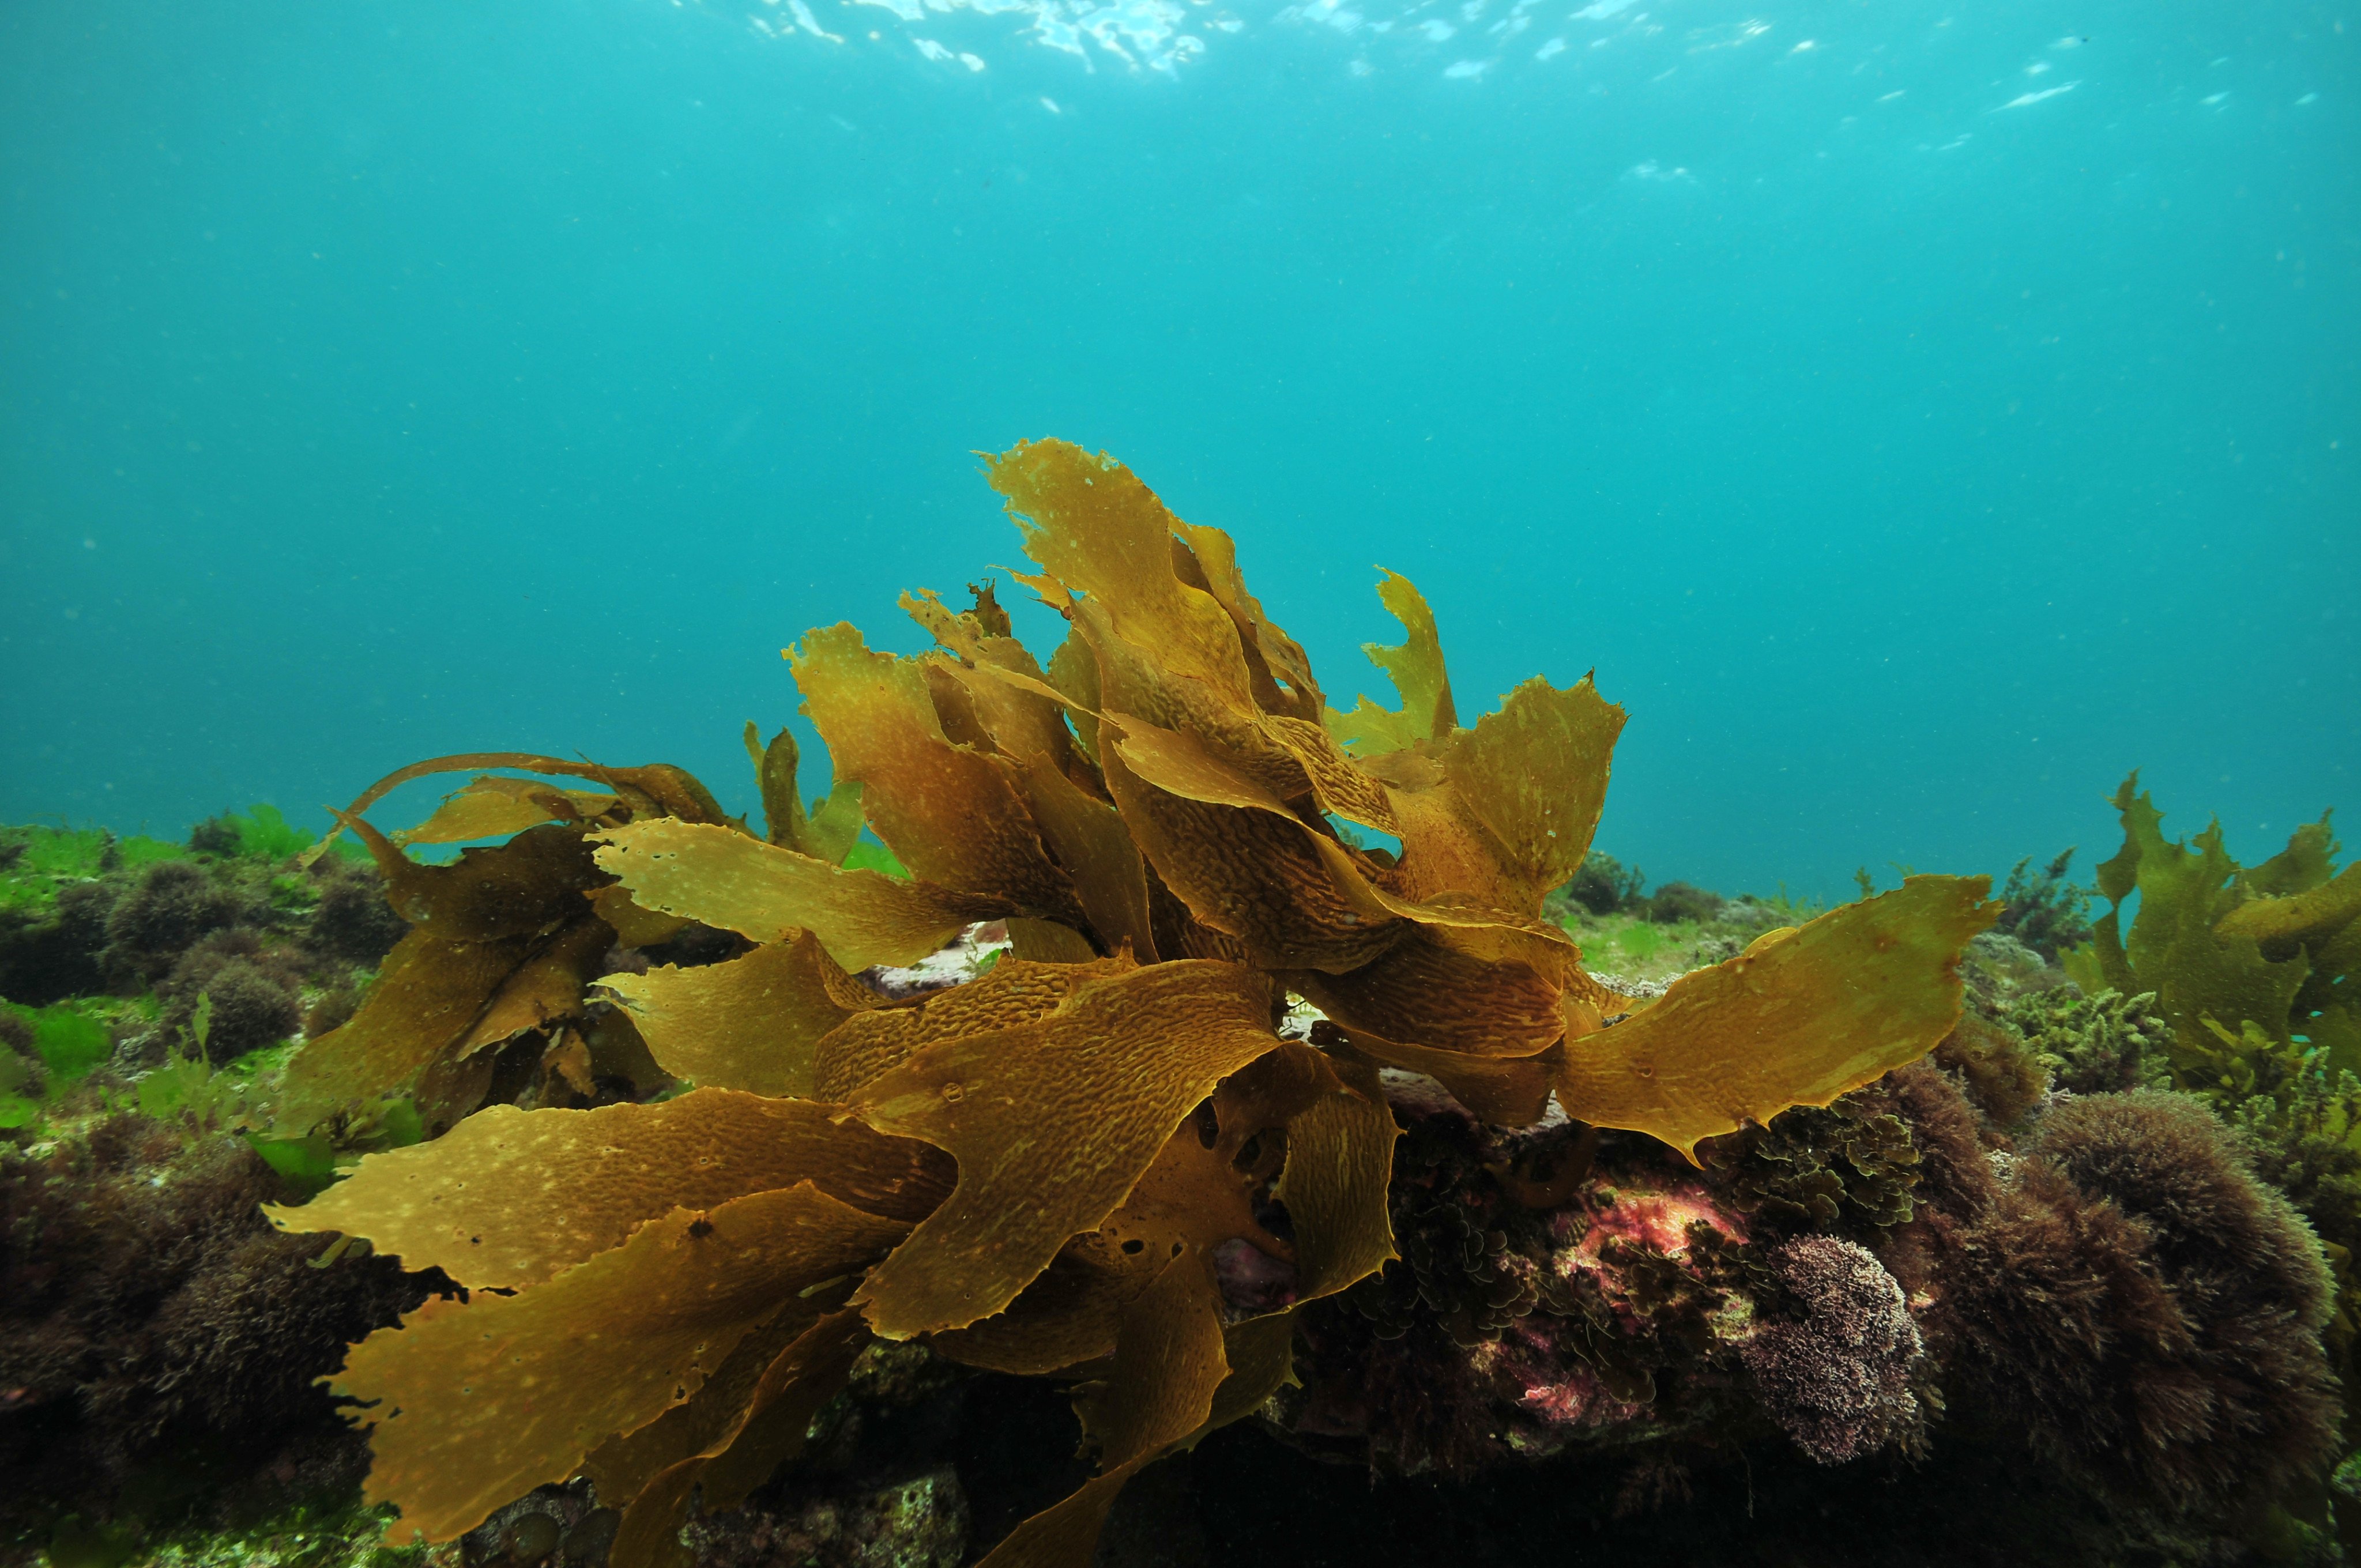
(337, 1183, 910, 1544)
(791, 623, 1088, 927)
(902, 590, 1080, 772)
(924, 1118, 1274, 1377)
(1324, 1021, 1559, 1128)
(391, 776, 619, 849)
(696, 1303, 872, 1506)
(1170, 519, 1324, 721)
(1007, 751, 1157, 960)
(455, 916, 616, 1054)
(845, 960, 1282, 1339)
(581, 1298, 839, 1516)
(1274, 1058, 1400, 1298)
(931, 1041, 1374, 1375)
(973, 1253, 1230, 1568)
(1555, 875, 1998, 1161)
(594, 1305, 872, 1568)
(1293, 924, 1571, 1060)
(342, 816, 612, 945)
(2216, 861, 2361, 956)
(1324, 569, 1456, 757)
(277, 931, 530, 1133)
(745, 722, 864, 864)
(1097, 716, 1402, 973)
(300, 752, 731, 868)
(925, 1245, 1144, 1375)
(268, 1090, 950, 1290)
(812, 954, 1135, 1103)
(592, 818, 1011, 971)
(597, 932, 873, 1098)
(987, 439, 1260, 714)
(1439, 673, 1625, 903)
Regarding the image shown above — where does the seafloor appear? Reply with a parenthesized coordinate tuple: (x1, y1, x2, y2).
(3, 815, 2355, 1568)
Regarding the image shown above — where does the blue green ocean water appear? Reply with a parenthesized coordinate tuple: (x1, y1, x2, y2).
(2, 0, 2352, 900)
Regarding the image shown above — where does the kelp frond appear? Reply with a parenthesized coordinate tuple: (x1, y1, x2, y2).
(273, 439, 1994, 1565)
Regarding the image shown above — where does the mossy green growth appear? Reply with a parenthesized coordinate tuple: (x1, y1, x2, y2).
(0, 824, 184, 914)
(40, 1497, 436, 1568)
(2005, 986, 2175, 1097)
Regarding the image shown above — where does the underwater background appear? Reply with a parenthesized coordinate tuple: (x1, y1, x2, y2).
(2, 0, 2354, 897)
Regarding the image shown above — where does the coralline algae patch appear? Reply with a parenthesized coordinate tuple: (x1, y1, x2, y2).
(1562, 1175, 1746, 1270)
(1283, 1072, 1769, 1473)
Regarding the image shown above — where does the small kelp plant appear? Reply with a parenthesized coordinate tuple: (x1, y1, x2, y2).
(269, 441, 1995, 1566)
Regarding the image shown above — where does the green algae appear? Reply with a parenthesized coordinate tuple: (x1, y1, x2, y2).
(34, 1498, 437, 1568)
(0, 826, 183, 916)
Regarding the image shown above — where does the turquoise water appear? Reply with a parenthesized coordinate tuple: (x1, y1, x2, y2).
(2, 0, 2351, 899)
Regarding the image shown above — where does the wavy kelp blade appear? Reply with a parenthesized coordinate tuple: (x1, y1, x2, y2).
(588, 883, 688, 948)
(1170, 519, 1324, 722)
(745, 722, 864, 865)
(901, 590, 1081, 773)
(1103, 710, 1576, 964)
(697, 1304, 873, 1506)
(987, 439, 1260, 718)
(790, 623, 1087, 926)
(1438, 674, 1625, 906)
(1047, 632, 1104, 763)
(1008, 751, 1157, 960)
(338, 1183, 909, 1544)
(277, 932, 529, 1133)
(343, 816, 611, 945)
(581, 1298, 835, 1513)
(597, 933, 873, 1098)
(929, 1041, 1387, 1375)
(1327, 1025, 1557, 1126)
(1097, 717, 1402, 973)
(1202, 1310, 1302, 1435)
(974, 1253, 1229, 1568)
(1556, 875, 1997, 1161)
(1325, 570, 1455, 758)
(269, 1090, 950, 1290)
(597, 1305, 871, 1568)
(812, 954, 1135, 1103)
(845, 960, 1281, 1339)
(2240, 810, 2341, 899)
(2084, 780, 2312, 1060)
(2217, 861, 2361, 957)
(456, 917, 615, 1054)
(302, 751, 729, 867)
(592, 819, 1010, 972)
(1272, 1058, 1401, 1297)
(925, 1246, 1147, 1376)
(1294, 925, 1571, 1060)
(391, 776, 620, 849)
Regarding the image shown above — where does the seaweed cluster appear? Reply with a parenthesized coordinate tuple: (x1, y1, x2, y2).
(0, 1115, 434, 1537)
(2060, 774, 2361, 1468)
(1738, 1235, 1926, 1465)
(269, 440, 1997, 1567)
(0, 817, 405, 1060)
(1993, 847, 2095, 962)
(1292, 1082, 1756, 1476)
(1942, 1090, 2339, 1520)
